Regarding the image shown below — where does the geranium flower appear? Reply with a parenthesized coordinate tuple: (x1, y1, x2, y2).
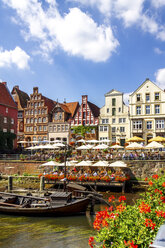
(119, 196, 126, 202)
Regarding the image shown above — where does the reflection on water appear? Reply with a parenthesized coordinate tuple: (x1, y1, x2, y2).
(0, 193, 140, 248)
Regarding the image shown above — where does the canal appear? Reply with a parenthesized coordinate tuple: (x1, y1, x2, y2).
(0, 192, 141, 248)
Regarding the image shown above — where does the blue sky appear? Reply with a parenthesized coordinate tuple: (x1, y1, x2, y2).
(0, 0, 165, 107)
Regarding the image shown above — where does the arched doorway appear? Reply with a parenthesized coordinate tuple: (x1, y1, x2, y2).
(146, 134, 153, 144)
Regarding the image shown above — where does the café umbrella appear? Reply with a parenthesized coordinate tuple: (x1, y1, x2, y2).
(126, 136, 144, 143)
(92, 161, 109, 167)
(93, 144, 109, 149)
(125, 142, 144, 150)
(145, 141, 164, 149)
(76, 161, 92, 166)
(109, 161, 127, 168)
(76, 145, 91, 150)
(39, 161, 61, 167)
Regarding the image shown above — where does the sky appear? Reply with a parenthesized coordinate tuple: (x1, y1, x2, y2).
(0, 0, 165, 108)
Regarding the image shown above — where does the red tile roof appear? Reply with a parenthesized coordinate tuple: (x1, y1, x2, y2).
(87, 101, 100, 117)
(65, 102, 79, 117)
(0, 83, 17, 108)
(42, 96, 55, 113)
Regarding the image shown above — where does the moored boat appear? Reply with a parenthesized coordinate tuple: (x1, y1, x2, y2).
(0, 191, 91, 217)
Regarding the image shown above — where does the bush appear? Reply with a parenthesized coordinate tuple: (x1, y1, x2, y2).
(89, 173, 165, 248)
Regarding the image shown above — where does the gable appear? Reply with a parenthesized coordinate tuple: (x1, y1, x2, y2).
(105, 89, 123, 97)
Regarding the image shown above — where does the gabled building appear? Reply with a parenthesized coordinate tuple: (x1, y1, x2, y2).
(129, 78, 165, 143)
(0, 82, 17, 150)
(71, 95, 100, 140)
(11, 85, 29, 143)
(99, 89, 130, 145)
(48, 101, 79, 143)
(24, 87, 55, 143)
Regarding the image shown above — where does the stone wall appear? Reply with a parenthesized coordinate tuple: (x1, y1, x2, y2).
(0, 160, 164, 179)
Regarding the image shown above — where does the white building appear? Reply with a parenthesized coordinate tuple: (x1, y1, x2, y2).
(129, 78, 165, 143)
(99, 89, 130, 145)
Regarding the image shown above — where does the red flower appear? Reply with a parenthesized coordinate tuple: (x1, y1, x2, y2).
(162, 182, 165, 187)
(88, 236, 95, 248)
(152, 174, 159, 180)
(119, 195, 126, 202)
(161, 196, 165, 203)
(108, 195, 115, 203)
(145, 177, 148, 181)
(116, 204, 126, 213)
(144, 219, 156, 230)
(138, 202, 151, 213)
(124, 240, 138, 248)
(155, 210, 165, 218)
(148, 181, 153, 186)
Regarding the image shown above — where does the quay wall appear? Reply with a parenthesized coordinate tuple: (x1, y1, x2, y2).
(0, 160, 164, 179)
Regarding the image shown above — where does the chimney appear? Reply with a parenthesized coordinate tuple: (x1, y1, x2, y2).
(14, 85, 19, 90)
(64, 98, 66, 104)
(1, 82, 7, 86)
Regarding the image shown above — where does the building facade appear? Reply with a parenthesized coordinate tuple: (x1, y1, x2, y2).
(71, 95, 100, 140)
(11, 85, 29, 143)
(129, 78, 165, 143)
(24, 87, 55, 143)
(99, 89, 130, 145)
(48, 101, 79, 144)
(0, 82, 17, 149)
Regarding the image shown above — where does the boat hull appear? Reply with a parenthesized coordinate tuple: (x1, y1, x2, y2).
(0, 198, 90, 217)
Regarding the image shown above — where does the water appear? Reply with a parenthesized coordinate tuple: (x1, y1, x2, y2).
(0, 193, 141, 248)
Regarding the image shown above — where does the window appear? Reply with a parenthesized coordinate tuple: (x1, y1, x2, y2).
(119, 118, 126, 123)
(38, 117, 41, 123)
(100, 126, 108, 132)
(49, 126, 52, 132)
(34, 126, 37, 132)
(145, 105, 150, 114)
(59, 113, 62, 120)
(43, 117, 46, 123)
(133, 120, 142, 129)
(83, 112, 86, 119)
(26, 118, 30, 124)
(54, 113, 58, 120)
(156, 120, 164, 129)
(57, 125, 60, 131)
(18, 112, 23, 118)
(119, 107, 121, 112)
(65, 125, 69, 131)
(61, 125, 64, 131)
(112, 98, 116, 106)
(155, 105, 160, 114)
(6, 108, 8, 113)
(83, 120, 85, 125)
(147, 121, 152, 129)
(38, 126, 42, 131)
(102, 119, 109, 124)
(10, 129, 14, 133)
(112, 136, 116, 143)
(146, 93, 150, 102)
(3, 128, 7, 133)
(91, 120, 93, 124)
(136, 94, 141, 101)
(112, 118, 116, 124)
(34, 118, 37, 123)
(112, 108, 116, 116)
(155, 92, 160, 100)
(87, 111, 90, 116)
(107, 108, 109, 113)
(83, 104, 86, 108)
(86, 120, 89, 124)
(136, 106, 141, 115)
(112, 127, 116, 133)
(79, 112, 81, 117)
(43, 126, 47, 131)
(30, 118, 33, 123)
(25, 110, 28, 115)
(53, 125, 57, 132)
(26, 127, 29, 132)
(4, 117, 7, 123)
(31, 110, 33, 115)
(120, 127, 125, 132)
(33, 136, 36, 141)
(34, 110, 37, 115)
(34, 102, 37, 108)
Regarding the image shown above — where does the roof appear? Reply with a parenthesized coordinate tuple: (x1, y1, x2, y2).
(65, 102, 79, 117)
(11, 86, 29, 108)
(105, 89, 123, 97)
(52, 102, 79, 118)
(41, 96, 55, 112)
(130, 78, 164, 96)
(0, 83, 17, 108)
(87, 101, 100, 117)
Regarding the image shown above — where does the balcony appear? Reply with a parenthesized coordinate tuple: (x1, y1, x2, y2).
(132, 129, 143, 133)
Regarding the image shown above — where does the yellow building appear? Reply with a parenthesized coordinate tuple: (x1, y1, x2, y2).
(129, 78, 165, 143)
(99, 89, 130, 145)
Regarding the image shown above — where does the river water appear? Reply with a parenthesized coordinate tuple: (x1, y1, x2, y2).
(0, 192, 141, 248)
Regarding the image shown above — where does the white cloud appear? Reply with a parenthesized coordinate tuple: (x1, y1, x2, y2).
(69, 0, 112, 16)
(155, 68, 165, 89)
(154, 47, 164, 54)
(2, 0, 119, 62)
(0, 46, 30, 69)
(151, 0, 165, 8)
(52, 8, 119, 62)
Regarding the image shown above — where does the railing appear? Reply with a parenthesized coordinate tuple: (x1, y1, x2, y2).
(0, 154, 20, 160)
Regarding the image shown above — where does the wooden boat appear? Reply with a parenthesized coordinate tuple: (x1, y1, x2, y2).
(0, 191, 91, 217)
